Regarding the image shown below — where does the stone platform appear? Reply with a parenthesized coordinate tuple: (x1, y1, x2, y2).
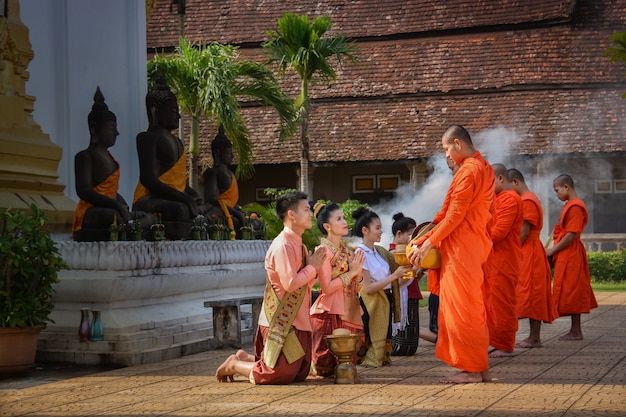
(36, 240, 270, 367)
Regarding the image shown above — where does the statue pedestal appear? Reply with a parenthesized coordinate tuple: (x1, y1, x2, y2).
(36, 240, 270, 366)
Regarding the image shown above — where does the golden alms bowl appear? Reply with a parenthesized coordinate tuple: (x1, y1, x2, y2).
(324, 333, 362, 357)
(393, 244, 414, 279)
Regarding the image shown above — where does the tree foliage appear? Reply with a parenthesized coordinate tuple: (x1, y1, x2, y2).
(604, 31, 626, 98)
(149, 38, 297, 180)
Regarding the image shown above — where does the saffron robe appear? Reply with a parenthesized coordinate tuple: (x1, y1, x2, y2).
(551, 199, 598, 316)
(485, 189, 523, 352)
(72, 160, 120, 235)
(515, 191, 556, 323)
(417, 151, 494, 373)
(132, 152, 187, 203)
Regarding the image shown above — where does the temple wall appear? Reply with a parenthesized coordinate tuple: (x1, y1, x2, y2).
(37, 240, 271, 366)
(20, 0, 148, 208)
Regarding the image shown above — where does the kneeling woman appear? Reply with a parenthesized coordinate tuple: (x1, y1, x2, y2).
(352, 207, 411, 367)
(310, 202, 365, 377)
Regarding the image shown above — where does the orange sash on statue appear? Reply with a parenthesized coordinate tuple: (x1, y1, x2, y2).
(72, 164, 120, 235)
(133, 153, 187, 203)
(217, 172, 239, 231)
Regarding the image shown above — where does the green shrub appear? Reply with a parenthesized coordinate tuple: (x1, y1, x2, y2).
(588, 251, 626, 283)
(0, 205, 67, 327)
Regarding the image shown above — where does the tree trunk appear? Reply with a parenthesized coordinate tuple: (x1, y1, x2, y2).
(188, 116, 200, 190)
(299, 108, 310, 196)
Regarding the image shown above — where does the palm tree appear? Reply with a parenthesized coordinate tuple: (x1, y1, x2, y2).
(605, 31, 626, 98)
(263, 13, 359, 195)
(148, 38, 297, 188)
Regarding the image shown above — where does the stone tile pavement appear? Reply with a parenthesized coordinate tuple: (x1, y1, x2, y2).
(1, 292, 625, 416)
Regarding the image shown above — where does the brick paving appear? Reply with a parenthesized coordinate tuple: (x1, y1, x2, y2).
(1, 292, 625, 417)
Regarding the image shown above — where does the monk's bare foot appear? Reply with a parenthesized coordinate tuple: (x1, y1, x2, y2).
(488, 348, 516, 358)
(481, 370, 493, 382)
(215, 354, 237, 382)
(236, 349, 255, 362)
(516, 338, 542, 348)
(558, 331, 583, 341)
(439, 371, 483, 384)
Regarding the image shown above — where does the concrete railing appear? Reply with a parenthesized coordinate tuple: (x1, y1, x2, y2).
(581, 234, 626, 252)
(37, 240, 271, 367)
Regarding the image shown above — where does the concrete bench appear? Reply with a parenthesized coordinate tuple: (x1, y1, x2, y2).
(204, 296, 263, 348)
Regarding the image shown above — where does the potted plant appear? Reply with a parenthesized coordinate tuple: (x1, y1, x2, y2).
(0, 204, 66, 374)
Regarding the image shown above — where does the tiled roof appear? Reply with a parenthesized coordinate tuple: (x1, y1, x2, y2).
(148, 0, 626, 165)
(147, 0, 575, 48)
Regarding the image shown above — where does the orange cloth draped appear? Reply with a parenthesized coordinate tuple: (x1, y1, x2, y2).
(71, 164, 120, 236)
(416, 151, 494, 373)
(218, 172, 239, 231)
(484, 190, 523, 352)
(515, 192, 556, 323)
(132, 153, 187, 203)
(551, 199, 598, 316)
(427, 269, 440, 296)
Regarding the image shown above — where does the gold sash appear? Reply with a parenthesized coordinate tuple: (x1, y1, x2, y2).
(262, 245, 308, 368)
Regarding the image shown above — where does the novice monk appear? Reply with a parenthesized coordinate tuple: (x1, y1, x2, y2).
(408, 125, 494, 384)
(72, 87, 131, 239)
(546, 174, 598, 341)
(484, 164, 523, 358)
(215, 191, 326, 384)
(508, 168, 556, 348)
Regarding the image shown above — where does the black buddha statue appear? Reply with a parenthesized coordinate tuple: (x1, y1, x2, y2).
(72, 87, 132, 241)
(132, 76, 211, 239)
(202, 127, 246, 237)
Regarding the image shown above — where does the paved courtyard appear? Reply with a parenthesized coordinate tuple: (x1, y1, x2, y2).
(1, 292, 625, 416)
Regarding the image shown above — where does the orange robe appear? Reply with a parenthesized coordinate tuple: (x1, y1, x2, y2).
(217, 172, 239, 230)
(484, 189, 523, 352)
(515, 191, 556, 323)
(71, 162, 120, 236)
(551, 199, 598, 316)
(418, 151, 494, 373)
(132, 153, 187, 203)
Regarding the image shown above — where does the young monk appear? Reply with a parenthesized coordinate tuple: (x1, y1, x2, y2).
(508, 168, 556, 348)
(215, 191, 326, 384)
(546, 174, 598, 341)
(310, 202, 365, 377)
(408, 125, 494, 384)
(484, 164, 524, 358)
(353, 207, 411, 367)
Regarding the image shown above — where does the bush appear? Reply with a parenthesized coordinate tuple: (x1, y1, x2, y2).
(587, 251, 626, 283)
(0, 205, 67, 327)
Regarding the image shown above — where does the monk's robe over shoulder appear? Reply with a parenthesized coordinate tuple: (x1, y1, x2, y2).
(552, 199, 598, 316)
(72, 164, 120, 235)
(515, 192, 556, 323)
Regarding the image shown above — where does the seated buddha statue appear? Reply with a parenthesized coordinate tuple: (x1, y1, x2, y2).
(132, 76, 211, 237)
(202, 127, 246, 236)
(72, 87, 132, 241)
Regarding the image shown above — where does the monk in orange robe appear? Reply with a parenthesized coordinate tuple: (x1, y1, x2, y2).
(73, 87, 130, 239)
(408, 125, 494, 384)
(546, 174, 598, 340)
(509, 168, 556, 348)
(484, 164, 523, 358)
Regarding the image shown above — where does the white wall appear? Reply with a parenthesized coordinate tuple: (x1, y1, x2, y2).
(20, 0, 148, 204)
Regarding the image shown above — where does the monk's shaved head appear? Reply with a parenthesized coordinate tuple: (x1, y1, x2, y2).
(492, 163, 511, 182)
(554, 174, 575, 188)
(508, 168, 525, 184)
(442, 125, 473, 146)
